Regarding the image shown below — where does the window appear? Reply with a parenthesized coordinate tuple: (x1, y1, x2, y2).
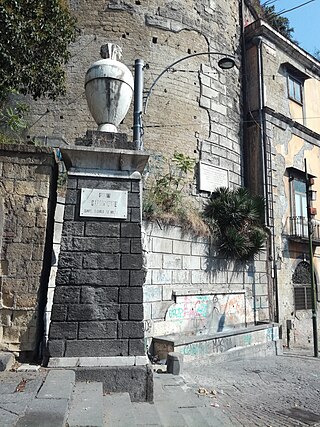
(293, 179, 307, 237)
(289, 176, 308, 238)
(288, 75, 303, 104)
(293, 261, 314, 310)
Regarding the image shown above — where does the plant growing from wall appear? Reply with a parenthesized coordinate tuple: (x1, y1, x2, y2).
(0, 99, 30, 144)
(143, 153, 209, 236)
(203, 187, 267, 262)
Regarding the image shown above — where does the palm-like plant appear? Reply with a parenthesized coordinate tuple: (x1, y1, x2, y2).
(204, 187, 267, 262)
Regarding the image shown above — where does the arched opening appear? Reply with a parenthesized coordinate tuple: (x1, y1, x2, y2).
(292, 261, 315, 310)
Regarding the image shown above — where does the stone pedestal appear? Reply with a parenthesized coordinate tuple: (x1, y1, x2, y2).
(48, 133, 152, 401)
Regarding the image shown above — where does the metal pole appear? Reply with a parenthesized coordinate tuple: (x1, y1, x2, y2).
(133, 59, 144, 150)
(305, 158, 318, 357)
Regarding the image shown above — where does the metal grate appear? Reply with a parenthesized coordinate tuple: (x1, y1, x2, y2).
(294, 286, 312, 310)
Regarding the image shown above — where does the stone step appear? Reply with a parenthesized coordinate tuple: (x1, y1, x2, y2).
(67, 381, 104, 427)
(103, 392, 136, 427)
(15, 370, 75, 427)
(132, 401, 162, 426)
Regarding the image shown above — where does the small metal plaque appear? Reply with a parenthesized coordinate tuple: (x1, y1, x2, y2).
(80, 188, 128, 219)
(199, 162, 229, 192)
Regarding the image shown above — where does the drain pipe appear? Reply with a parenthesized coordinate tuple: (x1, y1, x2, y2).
(252, 36, 268, 222)
(253, 36, 279, 323)
(133, 59, 144, 150)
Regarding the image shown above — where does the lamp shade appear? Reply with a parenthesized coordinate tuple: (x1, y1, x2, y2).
(218, 57, 235, 70)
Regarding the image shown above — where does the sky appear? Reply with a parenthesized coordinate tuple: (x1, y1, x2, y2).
(271, 0, 320, 55)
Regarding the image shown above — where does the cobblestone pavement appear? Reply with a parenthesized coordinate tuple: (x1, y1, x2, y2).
(182, 351, 320, 426)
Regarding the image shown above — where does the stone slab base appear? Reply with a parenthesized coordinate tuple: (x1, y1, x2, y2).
(153, 324, 281, 362)
(0, 352, 15, 371)
(75, 365, 153, 402)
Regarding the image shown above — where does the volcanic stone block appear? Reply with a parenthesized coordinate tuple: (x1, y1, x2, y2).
(65, 189, 78, 204)
(83, 254, 120, 270)
(119, 322, 144, 339)
(129, 304, 144, 321)
(130, 239, 142, 253)
(64, 205, 75, 221)
(121, 254, 142, 270)
(50, 305, 67, 321)
(80, 287, 119, 304)
(53, 286, 81, 304)
(63, 222, 84, 236)
(62, 237, 120, 253)
(119, 287, 143, 303)
(71, 270, 129, 286)
(58, 253, 82, 269)
(130, 208, 141, 223)
(48, 340, 65, 357)
(119, 304, 129, 320)
(85, 222, 120, 237)
(55, 269, 71, 285)
(128, 193, 140, 208)
(67, 304, 119, 321)
(50, 322, 78, 340)
(130, 270, 146, 286)
(129, 339, 145, 356)
(65, 339, 129, 357)
(78, 321, 117, 339)
(121, 223, 141, 238)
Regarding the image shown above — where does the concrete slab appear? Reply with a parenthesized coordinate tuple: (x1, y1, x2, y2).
(103, 393, 136, 427)
(67, 382, 103, 427)
(37, 370, 75, 400)
(15, 398, 69, 427)
(0, 406, 19, 427)
(132, 402, 162, 426)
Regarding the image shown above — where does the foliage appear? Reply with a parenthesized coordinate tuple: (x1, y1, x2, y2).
(0, 0, 76, 103)
(260, 3, 294, 40)
(0, 100, 29, 131)
(203, 187, 267, 262)
(0, 98, 30, 143)
(314, 49, 320, 61)
(143, 153, 209, 236)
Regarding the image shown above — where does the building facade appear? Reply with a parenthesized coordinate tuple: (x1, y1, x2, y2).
(245, 19, 320, 348)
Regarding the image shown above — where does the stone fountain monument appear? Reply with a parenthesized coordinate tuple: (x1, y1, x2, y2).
(47, 44, 153, 402)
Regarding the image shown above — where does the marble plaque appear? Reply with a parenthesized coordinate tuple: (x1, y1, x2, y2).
(80, 188, 128, 219)
(199, 162, 229, 192)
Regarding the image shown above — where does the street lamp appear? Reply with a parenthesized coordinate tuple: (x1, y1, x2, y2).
(133, 51, 236, 149)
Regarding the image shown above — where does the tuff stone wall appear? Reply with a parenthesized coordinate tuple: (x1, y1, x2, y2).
(26, 0, 244, 187)
(0, 144, 57, 358)
(142, 222, 270, 350)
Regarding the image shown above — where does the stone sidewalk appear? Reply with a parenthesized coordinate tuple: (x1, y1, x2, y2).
(1, 351, 320, 426)
(182, 350, 320, 426)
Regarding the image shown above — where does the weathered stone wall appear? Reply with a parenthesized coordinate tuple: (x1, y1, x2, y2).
(142, 221, 269, 349)
(0, 144, 57, 358)
(25, 0, 244, 187)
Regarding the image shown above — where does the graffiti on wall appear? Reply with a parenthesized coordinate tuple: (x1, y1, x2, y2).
(165, 293, 249, 336)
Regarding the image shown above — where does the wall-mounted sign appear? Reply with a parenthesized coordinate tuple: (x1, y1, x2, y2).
(199, 162, 229, 192)
(80, 188, 128, 219)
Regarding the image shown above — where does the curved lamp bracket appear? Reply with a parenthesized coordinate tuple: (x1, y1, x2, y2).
(144, 51, 235, 113)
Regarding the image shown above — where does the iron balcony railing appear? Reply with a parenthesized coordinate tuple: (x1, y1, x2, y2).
(286, 216, 320, 243)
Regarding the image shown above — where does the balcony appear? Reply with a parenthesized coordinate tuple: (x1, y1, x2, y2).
(286, 216, 320, 244)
